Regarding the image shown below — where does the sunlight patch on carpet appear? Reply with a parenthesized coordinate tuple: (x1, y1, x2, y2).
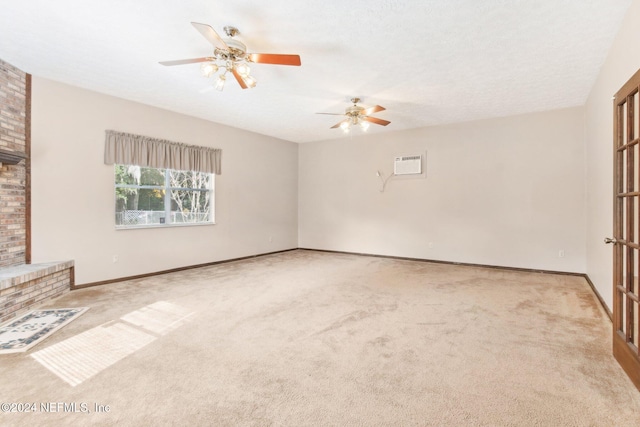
(0, 308, 89, 354)
(120, 301, 195, 336)
(31, 322, 156, 387)
(30, 301, 195, 387)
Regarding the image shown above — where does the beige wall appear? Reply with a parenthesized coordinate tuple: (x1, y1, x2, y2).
(299, 107, 586, 272)
(31, 77, 298, 284)
(585, 0, 640, 310)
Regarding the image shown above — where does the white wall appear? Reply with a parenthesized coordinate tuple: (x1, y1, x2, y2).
(31, 77, 298, 284)
(299, 107, 586, 273)
(585, 0, 640, 310)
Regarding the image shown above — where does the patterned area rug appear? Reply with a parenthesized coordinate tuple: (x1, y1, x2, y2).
(0, 308, 89, 354)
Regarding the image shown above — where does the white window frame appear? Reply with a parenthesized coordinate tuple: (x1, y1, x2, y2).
(114, 165, 215, 229)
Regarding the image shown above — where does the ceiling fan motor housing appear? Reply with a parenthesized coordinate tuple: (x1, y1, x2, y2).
(346, 105, 364, 116)
(221, 38, 247, 59)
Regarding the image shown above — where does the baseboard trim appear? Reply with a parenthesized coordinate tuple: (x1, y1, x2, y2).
(583, 274, 612, 321)
(299, 247, 584, 276)
(71, 248, 297, 290)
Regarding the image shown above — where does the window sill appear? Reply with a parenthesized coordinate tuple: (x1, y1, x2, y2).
(115, 222, 215, 230)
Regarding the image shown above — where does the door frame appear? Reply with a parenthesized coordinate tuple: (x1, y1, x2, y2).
(612, 68, 640, 391)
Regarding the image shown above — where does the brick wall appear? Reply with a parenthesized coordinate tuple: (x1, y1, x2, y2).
(0, 262, 74, 324)
(0, 59, 27, 267)
(0, 60, 75, 324)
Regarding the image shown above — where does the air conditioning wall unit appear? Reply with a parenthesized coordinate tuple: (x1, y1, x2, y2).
(394, 155, 422, 175)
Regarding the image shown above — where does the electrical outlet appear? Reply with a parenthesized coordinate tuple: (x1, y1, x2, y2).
(558, 250, 565, 258)
(112, 255, 119, 263)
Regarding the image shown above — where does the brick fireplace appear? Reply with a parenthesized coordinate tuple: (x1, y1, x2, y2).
(0, 59, 74, 324)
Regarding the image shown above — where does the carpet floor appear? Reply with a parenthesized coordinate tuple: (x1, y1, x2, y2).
(0, 249, 639, 426)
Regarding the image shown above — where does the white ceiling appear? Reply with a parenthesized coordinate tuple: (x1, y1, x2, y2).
(0, 0, 631, 143)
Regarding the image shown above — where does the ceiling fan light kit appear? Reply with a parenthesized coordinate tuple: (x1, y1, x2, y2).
(160, 22, 301, 92)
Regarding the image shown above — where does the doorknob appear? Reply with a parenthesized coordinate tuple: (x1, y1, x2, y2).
(604, 237, 618, 244)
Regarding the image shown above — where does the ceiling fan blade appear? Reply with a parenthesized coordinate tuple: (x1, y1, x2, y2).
(159, 57, 212, 66)
(361, 105, 386, 116)
(331, 119, 349, 129)
(231, 68, 249, 89)
(247, 53, 301, 66)
(316, 112, 345, 116)
(191, 22, 229, 50)
(361, 116, 391, 126)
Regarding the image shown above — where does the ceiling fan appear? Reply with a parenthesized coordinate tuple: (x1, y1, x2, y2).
(317, 98, 390, 132)
(160, 22, 301, 91)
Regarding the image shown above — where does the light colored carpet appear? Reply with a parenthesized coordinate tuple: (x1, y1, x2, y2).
(0, 249, 639, 426)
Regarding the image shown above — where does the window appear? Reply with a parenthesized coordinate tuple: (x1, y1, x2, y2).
(115, 165, 214, 228)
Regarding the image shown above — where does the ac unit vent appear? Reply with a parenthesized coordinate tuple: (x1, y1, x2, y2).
(394, 155, 422, 175)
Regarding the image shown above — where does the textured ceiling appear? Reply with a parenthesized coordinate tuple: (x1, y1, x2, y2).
(0, 0, 632, 143)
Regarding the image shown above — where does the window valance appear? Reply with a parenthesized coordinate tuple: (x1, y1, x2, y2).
(104, 130, 221, 175)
